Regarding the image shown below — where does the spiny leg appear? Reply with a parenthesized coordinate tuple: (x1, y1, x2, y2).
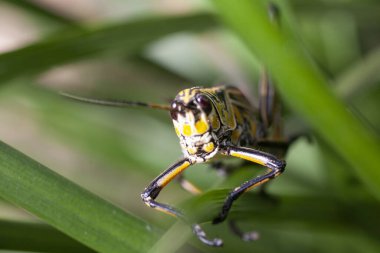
(212, 141, 286, 240)
(213, 145, 285, 225)
(211, 157, 279, 241)
(141, 158, 222, 247)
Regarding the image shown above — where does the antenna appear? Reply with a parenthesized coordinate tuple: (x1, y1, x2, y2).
(60, 92, 171, 111)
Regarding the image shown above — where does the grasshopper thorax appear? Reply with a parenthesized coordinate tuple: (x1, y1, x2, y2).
(170, 87, 220, 163)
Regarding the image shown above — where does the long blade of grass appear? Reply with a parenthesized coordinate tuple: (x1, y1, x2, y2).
(0, 140, 159, 253)
(3, 0, 78, 25)
(0, 13, 217, 84)
(210, 0, 380, 199)
(0, 220, 95, 253)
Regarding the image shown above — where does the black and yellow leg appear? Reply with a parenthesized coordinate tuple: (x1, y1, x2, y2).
(213, 145, 285, 225)
(141, 158, 191, 218)
(141, 158, 222, 247)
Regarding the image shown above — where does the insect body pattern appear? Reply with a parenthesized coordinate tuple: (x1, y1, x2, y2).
(141, 78, 288, 246)
(62, 71, 295, 246)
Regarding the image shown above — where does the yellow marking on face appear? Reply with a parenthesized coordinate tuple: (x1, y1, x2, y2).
(203, 142, 215, 153)
(157, 160, 191, 187)
(183, 124, 192, 136)
(174, 126, 180, 137)
(195, 119, 208, 135)
(230, 151, 266, 166)
(179, 88, 194, 104)
(187, 146, 197, 155)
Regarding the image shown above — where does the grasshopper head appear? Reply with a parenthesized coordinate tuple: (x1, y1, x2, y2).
(170, 88, 220, 162)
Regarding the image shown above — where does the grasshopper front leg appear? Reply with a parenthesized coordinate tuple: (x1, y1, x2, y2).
(141, 158, 223, 247)
(213, 145, 285, 225)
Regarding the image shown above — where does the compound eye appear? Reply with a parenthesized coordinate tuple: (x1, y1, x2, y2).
(170, 101, 180, 120)
(196, 94, 212, 114)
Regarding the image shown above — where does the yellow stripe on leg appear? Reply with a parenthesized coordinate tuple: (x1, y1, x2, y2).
(243, 178, 270, 192)
(157, 160, 191, 187)
(230, 150, 267, 166)
(154, 205, 179, 218)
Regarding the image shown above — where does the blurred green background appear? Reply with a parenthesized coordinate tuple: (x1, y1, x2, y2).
(0, 0, 379, 252)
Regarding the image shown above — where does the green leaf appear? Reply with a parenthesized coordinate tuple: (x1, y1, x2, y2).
(0, 140, 159, 253)
(3, 0, 78, 25)
(210, 0, 380, 200)
(150, 190, 380, 253)
(0, 13, 217, 84)
(0, 219, 95, 253)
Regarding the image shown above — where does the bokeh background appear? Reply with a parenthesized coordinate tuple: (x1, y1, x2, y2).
(0, 0, 379, 253)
